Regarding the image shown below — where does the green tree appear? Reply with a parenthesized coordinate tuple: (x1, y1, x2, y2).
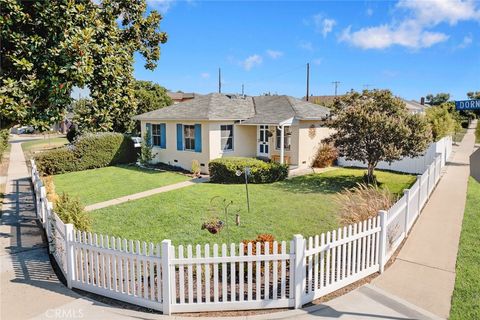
(134, 80, 172, 115)
(426, 103, 458, 140)
(467, 91, 480, 99)
(325, 90, 432, 183)
(0, 0, 167, 132)
(426, 93, 450, 106)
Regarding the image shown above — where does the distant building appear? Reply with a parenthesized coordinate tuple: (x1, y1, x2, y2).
(167, 92, 201, 104)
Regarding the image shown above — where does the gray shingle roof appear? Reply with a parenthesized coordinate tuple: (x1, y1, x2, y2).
(134, 93, 330, 123)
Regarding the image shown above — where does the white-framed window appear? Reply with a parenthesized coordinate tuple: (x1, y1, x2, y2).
(184, 125, 196, 151)
(276, 126, 292, 151)
(220, 124, 234, 151)
(152, 124, 161, 147)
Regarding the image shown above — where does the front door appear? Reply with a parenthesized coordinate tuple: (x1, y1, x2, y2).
(258, 125, 270, 158)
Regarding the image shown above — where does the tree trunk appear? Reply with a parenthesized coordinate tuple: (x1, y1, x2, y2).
(366, 163, 376, 185)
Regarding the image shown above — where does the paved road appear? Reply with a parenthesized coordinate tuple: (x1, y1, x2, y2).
(1, 127, 475, 319)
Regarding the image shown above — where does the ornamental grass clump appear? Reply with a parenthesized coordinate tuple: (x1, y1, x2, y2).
(54, 193, 91, 231)
(336, 183, 395, 226)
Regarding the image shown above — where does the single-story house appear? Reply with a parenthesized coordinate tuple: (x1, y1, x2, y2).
(134, 93, 333, 173)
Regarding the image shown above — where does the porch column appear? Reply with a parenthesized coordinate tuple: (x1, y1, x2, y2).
(280, 125, 285, 164)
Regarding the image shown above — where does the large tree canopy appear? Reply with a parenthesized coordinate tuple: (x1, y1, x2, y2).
(133, 80, 172, 116)
(0, 0, 167, 132)
(425, 93, 450, 106)
(325, 90, 432, 182)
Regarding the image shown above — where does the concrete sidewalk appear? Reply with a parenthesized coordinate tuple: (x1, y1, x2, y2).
(372, 121, 477, 319)
(0, 137, 78, 320)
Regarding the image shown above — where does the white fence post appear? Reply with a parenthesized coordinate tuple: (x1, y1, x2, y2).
(378, 210, 388, 273)
(65, 224, 75, 288)
(292, 234, 305, 309)
(161, 240, 172, 315)
(417, 174, 423, 211)
(46, 201, 54, 252)
(40, 186, 47, 225)
(403, 189, 410, 235)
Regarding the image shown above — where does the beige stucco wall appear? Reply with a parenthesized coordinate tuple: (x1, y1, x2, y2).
(141, 120, 211, 173)
(140, 120, 334, 173)
(297, 120, 335, 168)
(141, 120, 257, 174)
(208, 122, 257, 160)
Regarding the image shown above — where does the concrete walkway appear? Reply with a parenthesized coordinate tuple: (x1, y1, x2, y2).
(84, 177, 209, 211)
(0, 136, 79, 320)
(372, 121, 477, 319)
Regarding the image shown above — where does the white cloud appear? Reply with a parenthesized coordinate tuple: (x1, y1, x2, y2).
(147, 0, 175, 13)
(340, 0, 480, 49)
(299, 40, 314, 51)
(200, 72, 210, 79)
(313, 14, 336, 37)
(266, 49, 283, 59)
(458, 34, 473, 48)
(243, 54, 263, 71)
(313, 58, 323, 65)
(366, 8, 374, 16)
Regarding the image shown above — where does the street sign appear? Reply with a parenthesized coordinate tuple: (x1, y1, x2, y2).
(455, 99, 480, 110)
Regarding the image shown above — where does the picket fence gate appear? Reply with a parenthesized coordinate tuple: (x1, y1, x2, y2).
(30, 149, 447, 315)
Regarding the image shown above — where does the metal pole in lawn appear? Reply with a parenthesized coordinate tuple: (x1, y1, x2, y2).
(245, 166, 251, 213)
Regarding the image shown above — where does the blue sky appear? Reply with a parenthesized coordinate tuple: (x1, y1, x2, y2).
(132, 0, 480, 101)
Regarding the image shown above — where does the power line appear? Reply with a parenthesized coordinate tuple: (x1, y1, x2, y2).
(332, 81, 341, 96)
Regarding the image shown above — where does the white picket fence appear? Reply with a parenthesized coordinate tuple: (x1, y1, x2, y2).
(338, 136, 452, 174)
(30, 149, 447, 315)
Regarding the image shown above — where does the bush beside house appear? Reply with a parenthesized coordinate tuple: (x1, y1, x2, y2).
(35, 132, 136, 175)
(209, 157, 288, 184)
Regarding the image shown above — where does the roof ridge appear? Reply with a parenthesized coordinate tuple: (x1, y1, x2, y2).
(285, 96, 296, 115)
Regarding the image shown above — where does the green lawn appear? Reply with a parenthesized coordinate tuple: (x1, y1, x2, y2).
(450, 177, 480, 319)
(22, 136, 68, 152)
(89, 168, 415, 245)
(53, 165, 191, 206)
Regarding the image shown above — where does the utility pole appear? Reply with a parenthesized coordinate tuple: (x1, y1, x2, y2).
(218, 68, 221, 94)
(332, 81, 341, 97)
(306, 63, 310, 101)
(241, 83, 244, 96)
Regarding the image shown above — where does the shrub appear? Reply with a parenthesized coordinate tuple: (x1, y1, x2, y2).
(73, 133, 136, 170)
(209, 157, 288, 184)
(34, 132, 136, 175)
(0, 129, 9, 161)
(54, 193, 91, 231)
(191, 159, 201, 177)
(138, 132, 155, 165)
(35, 148, 77, 175)
(312, 144, 338, 168)
(335, 183, 395, 225)
(242, 234, 278, 255)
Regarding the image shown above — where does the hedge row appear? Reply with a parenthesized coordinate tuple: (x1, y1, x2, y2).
(0, 129, 9, 161)
(35, 132, 136, 175)
(209, 157, 289, 184)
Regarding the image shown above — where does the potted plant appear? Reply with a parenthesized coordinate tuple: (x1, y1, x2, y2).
(201, 217, 224, 234)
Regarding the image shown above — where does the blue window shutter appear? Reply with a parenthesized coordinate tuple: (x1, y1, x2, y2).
(160, 123, 166, 149)
(146, 123, 152, 146)
(194, 124, 202, 153)
(176, 124, 183, 151)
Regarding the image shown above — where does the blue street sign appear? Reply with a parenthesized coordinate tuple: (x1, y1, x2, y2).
(455, 99, 480, 110)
